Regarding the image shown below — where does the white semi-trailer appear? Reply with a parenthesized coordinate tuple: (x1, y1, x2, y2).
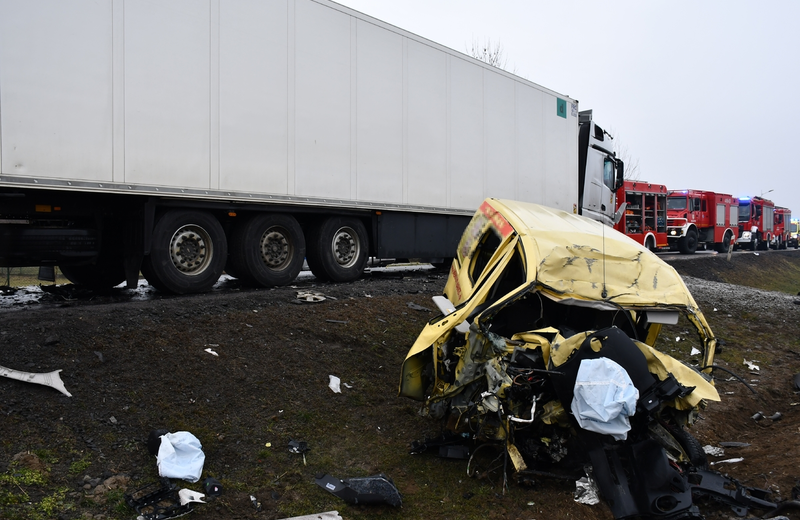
(0, 0, 623, 294)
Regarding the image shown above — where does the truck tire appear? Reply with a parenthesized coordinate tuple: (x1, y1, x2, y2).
(678, 229, 698, 254)
(59, 260, 126, 291)
(306, 217, 368, 283)
(142, 210, 227, 294)
(228, 214, 305, 287)
(715, 231, 733, 253)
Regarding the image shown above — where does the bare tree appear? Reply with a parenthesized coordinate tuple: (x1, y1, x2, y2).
(466, 37, 516, 73)
(609, 129, 640, 181)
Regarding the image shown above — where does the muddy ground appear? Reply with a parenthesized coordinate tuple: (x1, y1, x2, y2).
(1, 251, 800, 520)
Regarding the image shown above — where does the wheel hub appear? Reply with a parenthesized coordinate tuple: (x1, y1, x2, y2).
(260, 228, 291, 269)
(331, 227, 358, 268)
(170, 225, 212, 274)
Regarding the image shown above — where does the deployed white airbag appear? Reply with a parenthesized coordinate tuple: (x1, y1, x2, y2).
(156, 431, 205, 482)
(571, 358, 639, 441)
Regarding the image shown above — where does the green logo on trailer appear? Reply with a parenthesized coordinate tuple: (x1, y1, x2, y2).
(556, 98, 567, 119)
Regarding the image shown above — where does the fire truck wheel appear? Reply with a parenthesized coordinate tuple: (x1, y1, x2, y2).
(678, 229, 698, 254)
(715, 231, 733, 253)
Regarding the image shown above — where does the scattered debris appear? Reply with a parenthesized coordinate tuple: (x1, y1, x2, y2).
(125, 478, 198, 520)
(314, 473, 402, 507)
(289, 439, 310, 465)
(94, 351, 105, 362)
(743, 359, 760, 371)
(574, 476, 600, 506)
(328, 375, 342, 393)
(202, 477, 222, 497)
(250, 494, 262, 511)
(325, 319, 348, 324)
(710, 457, 744, 465)
(278, 511, 342, 520)
(296, 290, 326, 303)
(720, 441, 751, 448)
(752, 411, 783, 421)
(703, 445, 725, 457)
(177, 488, 206, 505)
(690, 347, 701, 356)
(0, 364, 72, 397)
(204, 348, 218, 356)
(406, 302, 430, 312)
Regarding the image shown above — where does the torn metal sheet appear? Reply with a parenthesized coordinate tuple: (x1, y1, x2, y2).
(0, 364, 72, 397)
(398, 199, 781, 519)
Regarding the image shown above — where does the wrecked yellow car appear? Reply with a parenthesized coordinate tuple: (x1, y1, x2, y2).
(400, 199, 775, 519)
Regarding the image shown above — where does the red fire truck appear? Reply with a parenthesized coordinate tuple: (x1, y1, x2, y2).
(771, 206, 791, 249)
(666, 190, 739, 254)
(735, 196, 774, 251)
(614, 181, 668, 251)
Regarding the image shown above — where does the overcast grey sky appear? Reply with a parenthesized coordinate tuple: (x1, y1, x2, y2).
(335, 0, 800, 213)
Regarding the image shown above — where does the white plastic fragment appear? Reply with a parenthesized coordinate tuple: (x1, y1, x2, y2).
(0, 364, 72, 397)
(690, 347, 701, 356)
(204, 348, 218, 356)
(574, 476, 600, 505)
(328, 375, 342, 393)
(703, 445, 725, 457)
(743, 359, 760, 371)
(178, 488, 206, 505)
(675, 336, 681, 342)
(278, 512, 342, 520)
(710, 457, 744, 465)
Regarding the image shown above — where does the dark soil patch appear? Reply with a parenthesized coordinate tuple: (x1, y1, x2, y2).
(2, 254, 800, 520)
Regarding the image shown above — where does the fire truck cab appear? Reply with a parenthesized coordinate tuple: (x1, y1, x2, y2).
(736, 196, 774, 251)
(772, 207, 792, 249)
(666, 190, 738, 254)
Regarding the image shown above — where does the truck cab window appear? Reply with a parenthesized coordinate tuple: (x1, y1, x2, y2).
(603, 159, 615, 191)
(667, 197, 687, 211)
(470, 230, 502, 283)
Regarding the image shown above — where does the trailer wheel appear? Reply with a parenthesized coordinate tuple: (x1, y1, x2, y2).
(143, 210, 227, 294)
(59, 260, 125, 291)
(306, 217, 368, 283)
(229, 214, 305, 287)
(678, 229, 698, 254)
